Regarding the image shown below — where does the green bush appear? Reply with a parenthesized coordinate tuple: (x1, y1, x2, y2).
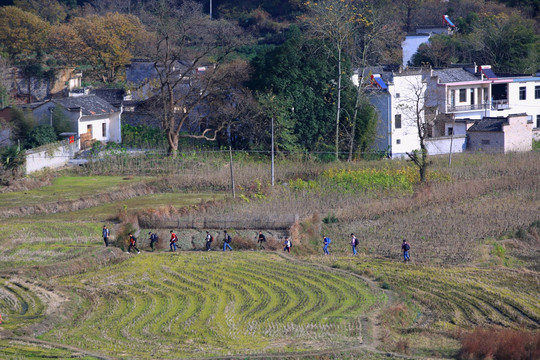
(25, 125, 57, 149)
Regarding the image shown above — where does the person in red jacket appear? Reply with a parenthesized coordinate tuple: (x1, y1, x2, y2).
(170, 230, 178, 252)
(127, 233, 140, 254)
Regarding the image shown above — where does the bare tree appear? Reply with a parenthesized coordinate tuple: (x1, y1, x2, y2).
(303, 0, 366, 161)
(141, 0, 247, 157)
(348, 0, 400, 161)
(397, 73, 432, 182)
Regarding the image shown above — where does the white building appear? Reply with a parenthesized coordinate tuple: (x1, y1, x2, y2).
(27, 95, 122, 149)
(426, 65, 540, 141)
(357, 69, 425, 158)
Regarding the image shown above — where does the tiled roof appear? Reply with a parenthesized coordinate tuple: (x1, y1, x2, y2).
(468, 118, 507, 132)
(432, 68, 479, 83)
(53, 95, 118, 116)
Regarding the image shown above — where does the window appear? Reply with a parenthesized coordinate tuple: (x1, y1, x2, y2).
(535, 86, 540, 99)
(481, 139, 490, 145)
(519, 86, 526, 100)
(102, 123, 106, 137)
(87, 124, 92, 137)
(448, 127, 453, 136)
(470, 88, 475, 105)
(459, 89, 466, 102)
(537, 115, 540, 128)
(450, 90, 456, 106)
(396, 139, 401, 144)
(395, 93, 400, 98)
(395, 114, 402, 129)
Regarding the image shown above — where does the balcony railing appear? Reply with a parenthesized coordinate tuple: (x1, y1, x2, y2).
(447, 103, 489, 112)
(491, 99, 509, 110)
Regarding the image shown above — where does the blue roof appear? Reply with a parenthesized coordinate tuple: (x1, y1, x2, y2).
(481, 68, 497, 79)
(374, 77, 387, 89)
(443, 15, 455, 27)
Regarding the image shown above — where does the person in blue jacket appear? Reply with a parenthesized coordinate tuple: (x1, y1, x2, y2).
(323, 236, 331, 255)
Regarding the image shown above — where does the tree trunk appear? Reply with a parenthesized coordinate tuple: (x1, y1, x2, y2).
(348, 83, 362, 162)
(167, 131, 179, 158)
(335, 46, 342, 162)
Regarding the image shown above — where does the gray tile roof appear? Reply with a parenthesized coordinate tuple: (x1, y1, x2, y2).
(53, 95, 118, 116)
(432, 68, 480, 83)
(468, 118, 507, 132)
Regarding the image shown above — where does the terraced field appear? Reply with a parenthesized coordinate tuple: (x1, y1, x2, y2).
(43, 252, 383, 359)
(328, 258, 540, 330)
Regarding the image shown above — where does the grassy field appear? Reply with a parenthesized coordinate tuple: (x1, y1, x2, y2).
(41, 252, 381, 358)
(0, 176, 150, 208)
(0, 152, 538, 359)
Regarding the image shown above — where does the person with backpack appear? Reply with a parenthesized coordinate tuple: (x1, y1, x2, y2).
(127, 233, 141, 254)
(257, 231, 266, 250)
(205, 231, 214, 251)
(223, 230, 233, 251)
(351, 233, 359, 256)
(170, 230, 178, 252)
(102, 225, 110, 247)
(148, 232, 158, 252)
(323, 236, 331, 255)
(402, 239, 411, 262)
(283, 237, 292, 253)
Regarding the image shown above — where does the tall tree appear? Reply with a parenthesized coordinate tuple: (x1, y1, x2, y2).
(141, 0, 247, 157)
(71, 12, 146, 83)
(303, 0, 367, 160)
(0, 6, 50, 62)
(248, 26, 337, 152)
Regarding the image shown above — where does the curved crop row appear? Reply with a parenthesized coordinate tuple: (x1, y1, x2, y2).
(44, 253, 378, 358)
(0, 277, 48, 332)
(341, 259, 540, 329)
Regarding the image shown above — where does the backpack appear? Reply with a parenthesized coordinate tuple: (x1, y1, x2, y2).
(326, 237, 331, 244)
(354, 238, 359, 246)
(130, 236, 137, 244)
(226, 234, 232, 243)
(404, 243, 410, 251)
(209, 235, 214, 242)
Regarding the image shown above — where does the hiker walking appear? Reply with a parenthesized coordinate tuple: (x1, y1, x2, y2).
(323, 236, 331, 255)
(223, 230, 233, 251)
(351, 233, 359, 256)
(102, 225, 110, 247)
(127, 233, 140, 254)
(283, 237, 292, 253)
(170, 230, 178, 252)
(148, 232, 158, 252)
(257, 231, 266, 250)
(402, 239, 411, 262)
(205, 231, 214, 251)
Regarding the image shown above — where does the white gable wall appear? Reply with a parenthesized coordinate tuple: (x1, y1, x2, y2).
(390, 74, 423, 158)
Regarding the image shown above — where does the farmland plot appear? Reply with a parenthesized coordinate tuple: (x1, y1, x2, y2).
(44, 252, 382, 358)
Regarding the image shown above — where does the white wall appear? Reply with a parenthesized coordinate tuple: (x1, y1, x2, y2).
(78, 112, 122, 143)
(391, 74, 424, 157)
(426, 135, 466, 155)
(25, 139, 79, 174)
(402, 35, 430, 67)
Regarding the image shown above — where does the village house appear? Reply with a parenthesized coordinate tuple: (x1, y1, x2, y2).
(24, 95, 122, 149)
(467, 114, 533, 153)
(354, 67, 426, 158)
(355, 64, 539, 158)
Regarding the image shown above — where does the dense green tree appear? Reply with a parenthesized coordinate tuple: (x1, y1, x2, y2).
(25, 124, 56, 148)
(249, 26, 339, 152)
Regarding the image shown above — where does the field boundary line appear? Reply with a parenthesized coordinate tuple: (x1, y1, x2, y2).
(2, 335, 115, 360)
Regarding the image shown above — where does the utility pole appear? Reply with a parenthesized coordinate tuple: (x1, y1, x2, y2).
(271, 117, 275, 186)
(228, 124, 235, 198)
(209, 0, 212, 19)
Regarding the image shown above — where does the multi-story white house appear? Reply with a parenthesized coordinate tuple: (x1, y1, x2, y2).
(355, 68, 425, 158)
(426, 65, 540, 141)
